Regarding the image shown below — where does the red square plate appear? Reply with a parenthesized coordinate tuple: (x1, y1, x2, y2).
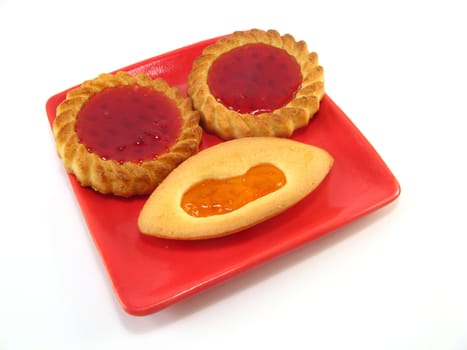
(46, 36, 400, 316)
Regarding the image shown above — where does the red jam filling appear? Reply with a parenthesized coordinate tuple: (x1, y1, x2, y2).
(207, 43, 302, 115)
(76, 85, 182, 164)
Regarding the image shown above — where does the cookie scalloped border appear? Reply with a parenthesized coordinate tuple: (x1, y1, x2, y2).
(52, 71, 202, 197)
(187, 29, 325, 140)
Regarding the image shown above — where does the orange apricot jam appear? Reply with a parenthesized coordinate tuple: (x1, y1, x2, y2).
(181, 163, 286, 217)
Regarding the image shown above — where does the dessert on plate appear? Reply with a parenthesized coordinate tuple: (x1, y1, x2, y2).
(138, 137, 333, 240)
(52, 71, 202, 197)
(187, 29, 325, 140)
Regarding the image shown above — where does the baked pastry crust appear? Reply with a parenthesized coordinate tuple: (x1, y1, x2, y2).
(187, 29, 325, 140)
(138, 137, 333, 240)
(53, 71, 202, 197)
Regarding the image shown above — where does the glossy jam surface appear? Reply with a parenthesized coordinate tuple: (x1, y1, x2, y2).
(76, 85, 181, 164)
(207, 43, 302, 115)
(181, 163, 286, 217)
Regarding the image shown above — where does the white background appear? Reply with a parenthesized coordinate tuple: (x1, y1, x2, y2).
(1, 0, 467, 349)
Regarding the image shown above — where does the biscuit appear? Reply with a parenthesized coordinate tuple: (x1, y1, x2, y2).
(187, 29, 325, 140)
(138, 137, 333, 239)
(53, 71, 202, 197)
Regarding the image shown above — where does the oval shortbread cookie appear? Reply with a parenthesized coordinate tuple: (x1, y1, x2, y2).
(138, 137, 333, 240)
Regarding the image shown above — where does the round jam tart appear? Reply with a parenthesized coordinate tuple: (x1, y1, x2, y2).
(187, 29, 325, 140)
(53, 71, 202, 197)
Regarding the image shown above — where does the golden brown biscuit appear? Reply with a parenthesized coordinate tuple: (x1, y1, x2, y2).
(187, 29, 325, 140)
(138, 137, 333, 240)
(53, 71, 202, 197)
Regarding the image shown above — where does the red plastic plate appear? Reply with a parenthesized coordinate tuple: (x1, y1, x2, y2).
(46, 36, 400, 316)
